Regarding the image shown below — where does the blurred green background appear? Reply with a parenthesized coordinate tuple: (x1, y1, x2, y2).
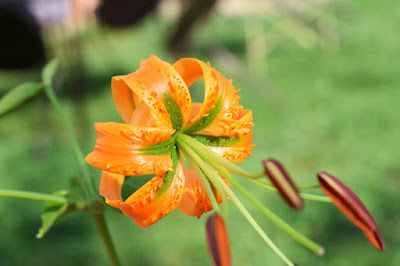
(0, 0, 399, 265)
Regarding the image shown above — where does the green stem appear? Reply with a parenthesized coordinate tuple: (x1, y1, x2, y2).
(249, 179, 332, 203)
(177, 137, 294, 266)
(183, 151, 221, 214)
(179, 134, 264, 179)
(297, 184, 321, 190)
(0, 189, 67, 204)
(43, 82, 95, 198)
(93, 214, 121, 266)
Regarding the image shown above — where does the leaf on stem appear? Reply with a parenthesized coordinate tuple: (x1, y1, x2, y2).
(263, 159, 304, 210)
(206, 214, 231, 266)
(0, 82, 43, 118)
(318, 171, 385, 251)
(36, 190, 76, 239)
(42, 58, 59, 89)
(36, 178, 92, 239)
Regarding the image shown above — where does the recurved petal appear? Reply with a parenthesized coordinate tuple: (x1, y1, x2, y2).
(112, 55, 191, 129)
(195, 69, 253, 137)
(179, 66, 253, 137)
(85, 122, 174, 176)
(173, 58, 219, 124)
(206, 214, 231, 266)
(100, 154, 185, 228)
(318, 171, 385, 251)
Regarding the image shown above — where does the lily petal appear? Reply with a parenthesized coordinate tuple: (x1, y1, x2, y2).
(112, 55, 191, 129)
(173, 58, 219, 124)
(178, 164, 231, 218)
(206, 214, 231, 266)
(194, 70, 253, 137)
(100, 155, 185, 228)
(85, 122, 174, 176)
(178, 167, 214, 218)
(318, 171, 385, 251)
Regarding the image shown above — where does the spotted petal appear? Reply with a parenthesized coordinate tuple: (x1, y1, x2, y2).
(174, 58, 253, 137)
(85, 122, 175, 176)
(178, 164, 231, 218)
(99, 149, 185, 228)
(112, 55, 191, 130)
(173, 58, 219, 125)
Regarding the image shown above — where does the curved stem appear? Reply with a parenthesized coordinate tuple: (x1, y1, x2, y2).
(93, 214, 121, 266)
(249, 179, 332, 203)
(179, 134, 264, 179)
(0, 189, 67, 204)
(43, 82, 95, 198)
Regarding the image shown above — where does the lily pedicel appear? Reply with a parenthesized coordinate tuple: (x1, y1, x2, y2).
(86, 55, 384, 266)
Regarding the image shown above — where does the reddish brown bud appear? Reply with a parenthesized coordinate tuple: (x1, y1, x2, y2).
(206, 214, 231, 266)
(263, 159, 304, 210)
(318, 171, 385, 251)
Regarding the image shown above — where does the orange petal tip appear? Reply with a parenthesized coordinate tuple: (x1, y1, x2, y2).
(317, 171, 385, 251)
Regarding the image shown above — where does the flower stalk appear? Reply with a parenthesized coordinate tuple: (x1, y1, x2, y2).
(43, 80, 95, 199)
(93, 214, 121, 266)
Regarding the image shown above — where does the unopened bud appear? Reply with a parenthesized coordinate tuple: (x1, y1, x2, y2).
(263, 159, 304, 210)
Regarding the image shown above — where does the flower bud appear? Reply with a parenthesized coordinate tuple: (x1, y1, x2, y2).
(263, 159, 304, 210)
(206, 214, 231, 266)
(318, 171, 385, 251)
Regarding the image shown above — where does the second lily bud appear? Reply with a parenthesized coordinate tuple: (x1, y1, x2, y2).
(263, 159, 304, 210)
(206, 214, 231, 266)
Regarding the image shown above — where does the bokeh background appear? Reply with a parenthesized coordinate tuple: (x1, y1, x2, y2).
(0, 0, 399, 265)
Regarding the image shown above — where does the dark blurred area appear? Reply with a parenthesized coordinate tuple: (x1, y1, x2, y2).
(0, 1, 45, 69)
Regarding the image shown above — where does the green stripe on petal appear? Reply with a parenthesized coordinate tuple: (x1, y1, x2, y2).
(163, 93, 183, 131)
(138, 135, 177, 155)
(155, 147, 179, 199)
(190, 134, 242, 147)
(182, 96, 223, 134)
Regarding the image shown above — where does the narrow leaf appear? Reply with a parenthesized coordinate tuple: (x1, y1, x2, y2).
(263, 159, 304, 210)
(318, 171, 385, 251)
(206, 214, 231, 266)
(36, 191, 75, 239)
(0, 82, 42, 118)
(42, 58, 59, 89)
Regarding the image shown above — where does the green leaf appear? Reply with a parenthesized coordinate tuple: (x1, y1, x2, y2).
(41, 58, 59, 89)
(0, 82, 43, 118)
(36, 191, 76, 239)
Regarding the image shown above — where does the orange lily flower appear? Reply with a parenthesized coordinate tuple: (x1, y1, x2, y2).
(86, 55, 253, 228)
(85, 56, 384, 266)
